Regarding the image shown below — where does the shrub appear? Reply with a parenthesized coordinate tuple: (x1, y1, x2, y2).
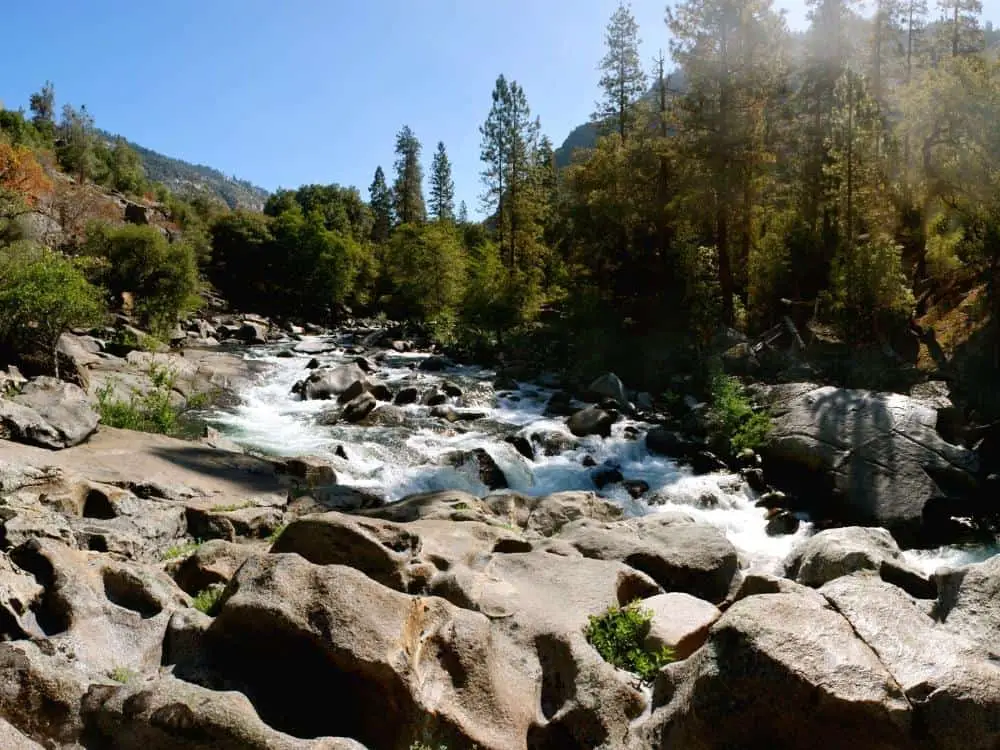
(0, 242, 104, 372)
(107, 666, 137, 684)
(709, 373, 772, 455)
(192, 584, 224, 615)
(584, 600, 674, 684)
(96, 365, 180, 434)
(83, 223, 200, 335)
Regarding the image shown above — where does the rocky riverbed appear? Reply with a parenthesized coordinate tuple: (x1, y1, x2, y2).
(0, 321, 997, 748)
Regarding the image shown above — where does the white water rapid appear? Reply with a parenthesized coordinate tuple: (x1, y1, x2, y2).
(205, 334, 995, 575)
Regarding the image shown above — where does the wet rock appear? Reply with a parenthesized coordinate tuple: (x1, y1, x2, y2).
(742, 468, 769, 493)
(277, 456, 337, 486)
(353, 356, 376, 373)
(442, 448, 508, 490)
(567, 406, 617, 438)
(368, 383, 392, 402)
(305, 358, 321, 370)
(543, 391, 576, 417)
(430, 405, 487, 423)
(783, 526, 935, 599)
(645, 428, 698, 459)
(0, 378, 98, 450)
(359, 405, 406, 427)
(587, 372, 630, 410)
(690, 450, 728, 475)
(623, 480, 650, 499)
(236, 321, 268, 345)
(755, 490, 788, 509)
(592, 467, 624, 489)
(504, 435, 534, 461)
(581, 455, 597, 468)
(493, 375, 519, 391)
(418, 355, 453, 372)
(531, 429, 579, 457)
(420, 388, 448, 407)
(293, 364, 368, 401)
(441, 382, 463, 398)
(342, 392, 377, 423)
(765, 511, 800, 536)
(393, 387, 419, 406)
(335, 379, 367, 404)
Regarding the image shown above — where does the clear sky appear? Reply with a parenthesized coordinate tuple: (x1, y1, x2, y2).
(0, 0, 997, 216)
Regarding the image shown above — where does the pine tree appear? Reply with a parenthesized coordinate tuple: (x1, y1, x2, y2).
(870, 0, 903, 106)
(595, 2, 647, 142)
(458, 200, 469, 224)
(57, 104, 96, 185)
(429, 141, 456, 222)
(481, 75, 511, 253)
(936, 0, 983, 58)
(905, 0, 929, 82)
(368, 165, 393, 243)
(668, 0, 788, 326)
(392, 125, 426, 225)
(29, 82, 55, 130)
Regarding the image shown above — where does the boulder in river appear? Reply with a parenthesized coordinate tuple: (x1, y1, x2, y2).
(0, 377, 98, 449)
(588, 372, 630, 410)
(342, 392, 377, 423)
(430, 405, 487, 423)
(418, 355, 453, 372)
(292, 363, 368, 401)
(504, 435, 534, 461)
(761, 383, 980, 545)
(393, 386, 419, 406)
(441, 448, 508, 490)
(567, 406, 618, 438)
(368, 383, 392, 402)
(420, 388, 448, 406)
(236, 321, 268, 345)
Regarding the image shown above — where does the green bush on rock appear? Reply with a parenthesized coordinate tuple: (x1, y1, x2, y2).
(96, 365, 180, 434)
(584, 600, 675, 684)
(709, 373, 772, 455)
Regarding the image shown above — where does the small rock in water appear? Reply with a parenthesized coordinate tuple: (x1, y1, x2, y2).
(419, 355, 453, 372)
(592, 467, 624, 489)
(624, 480, 650, 499)
(442, 448, 508, 490)
(368, 383, 392, 402)
(494, 374, 519, 391)
(567, 406, 618, 438)
(690, 451, 728, 475)
(765, 511, 800, 536)
(336, 379, 367, 404)
(742, 467, 769, 493)
(431, 405, 487, 423)
(421, 389, 447, 406)
(755, 490, 788, 510)
(505, 435, 535, 461)
(334, 445, 348, 460)
(275, 349, 294, 358)
(354, 356, 376, 373)
(532, 430, 579, 457)
(306, 358, 321, 370)
(544, 391, 576, 417)
(581, 455, 597, 468)
(342, 392, 377, 423)
(442, 382, 463, 398)
(394, 387, 419, 406)
(623, 425, 640, 441)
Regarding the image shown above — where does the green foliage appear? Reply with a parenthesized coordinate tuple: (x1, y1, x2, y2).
(162, 540, 202, 561)
(0, 242, 104, 368)
(584, 600, 675, 684)
(56, 104, 97, 183)
(96, 137, 147, 195)
(83, 223, 200, 334)
(385, 223, 466, 324)
(192, 585, 224, 615)
(96, 365, 180, 435)
(709, 373, 772, 455)
(267, 523, 288, 544)
(107, 666, 137, 684)
(393, 125, 426, 225)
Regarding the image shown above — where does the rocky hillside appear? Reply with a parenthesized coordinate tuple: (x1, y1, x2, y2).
(97, 130, 269, 211)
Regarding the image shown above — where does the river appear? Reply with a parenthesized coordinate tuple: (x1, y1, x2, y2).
(205, 333, 997, 576)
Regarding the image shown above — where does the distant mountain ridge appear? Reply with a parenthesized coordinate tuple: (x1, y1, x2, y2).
(98, 130, 269, 211)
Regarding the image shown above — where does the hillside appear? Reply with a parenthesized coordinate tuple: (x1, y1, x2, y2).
(97, 130, 269, 211)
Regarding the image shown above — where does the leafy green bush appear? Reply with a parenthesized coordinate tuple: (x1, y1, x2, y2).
(192, 585, 224, 615)
(83, 223, 200, 335)
(584, 600, 674, 684)
(0, 242, 105, 371)
(107, 666, 137, 684)
(96, 365, 179, 434)
(709, 373, 772, 455)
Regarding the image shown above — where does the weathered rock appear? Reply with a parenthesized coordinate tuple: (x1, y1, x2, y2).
(418, 355, 454, 372)
(504, 435, 534, 461)
(765, 511, 800, 536)
(592, 467, 624, 489)
(359, 404, 407, 427)
(822, 574, 1000, 750)
(430, 405, 487, 423)
(277, 455, 337, 486)
(761, 384, 980, 544)
(934, 555, 1000, 654)
(82, 674, 365, 750)
(205, 554, 538, 749)
(368, 383, 392, 402)
(0, 378, 98, 449)
(487, 491, 625, 536)
(394, 386, 419, 406)
(421, 388, 448, 406)
(567, 406, 617, 438)
(292, 339, 338, 355)
(587, 372, 630, 410)
(294, 364, 368, 401)
(342, 392, 377, 423)
(442, 382, 463, 398)
(690, 450, 728, 475)
(442, 448, 508, 490)
(531, 429, 579, 457)
(783, 527, 936, 599)
(186, 505, 284, 542)
(170, 540, 255, 596)
(640, 592, 912, 749)
(642, 592, 721, 660)
(236, 321, 268, 345)
(555, 515, 740, 603)
(335, 378, 367, 404)
(623, 480, 650, 499)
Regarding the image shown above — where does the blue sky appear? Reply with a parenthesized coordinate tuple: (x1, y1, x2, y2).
(1, 0, 997, 216)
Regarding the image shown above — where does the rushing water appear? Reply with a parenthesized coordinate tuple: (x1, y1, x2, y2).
(206, 333, 994, 576)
